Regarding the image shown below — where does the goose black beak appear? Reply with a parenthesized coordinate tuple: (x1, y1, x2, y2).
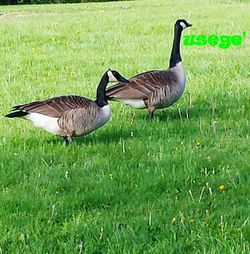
(119, 76, 130, 83)
(187, 23, 192, 27)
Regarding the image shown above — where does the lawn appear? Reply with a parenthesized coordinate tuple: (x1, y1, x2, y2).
(0, 0, 249, 253)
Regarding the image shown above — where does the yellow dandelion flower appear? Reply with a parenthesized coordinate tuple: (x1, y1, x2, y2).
(172, 217, 176, 223)
(219, 184, 225, 191)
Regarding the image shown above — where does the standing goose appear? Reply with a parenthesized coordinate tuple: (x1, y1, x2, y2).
(106, 19, 192, 120)
(5, 69, 129, 144)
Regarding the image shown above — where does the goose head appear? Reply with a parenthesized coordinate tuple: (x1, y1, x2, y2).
(107, 69, 129, 83)
(175, 19, 192, 30)
(96, 69, 129, 107)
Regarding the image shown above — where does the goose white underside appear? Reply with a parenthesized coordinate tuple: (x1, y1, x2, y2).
(25, 113, 61, 135)
(24, 105, 111, 137)
(116, 99, 146, 109)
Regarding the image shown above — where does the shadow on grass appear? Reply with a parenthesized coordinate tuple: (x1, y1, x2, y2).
(41, 125, 137, 146)
(154, 92, 247, 122)
(76, 126, 137, 145)
(144, 103, 233, 122)
(130, 106, 211, 122)
(156, 106, 211, 122)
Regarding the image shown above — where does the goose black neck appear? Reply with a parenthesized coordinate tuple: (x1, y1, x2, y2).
(95, 73, 109, 107)
(169, 25, 182, 68)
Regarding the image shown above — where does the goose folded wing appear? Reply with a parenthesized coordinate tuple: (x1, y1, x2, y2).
(106, 71, 172, 99)
(14, 95, 91, 118)
(106, 80, 148, 99)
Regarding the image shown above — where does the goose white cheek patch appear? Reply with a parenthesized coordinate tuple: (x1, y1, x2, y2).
(107, 71, 117, 82)
(180, 22, 187, 29)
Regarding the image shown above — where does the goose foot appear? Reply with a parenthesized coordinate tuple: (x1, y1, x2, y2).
(147, 110, 154, 121)
(63, 136, 73, 145)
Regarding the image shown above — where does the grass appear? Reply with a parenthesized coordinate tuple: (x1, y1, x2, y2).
(0, 0, 249, 253)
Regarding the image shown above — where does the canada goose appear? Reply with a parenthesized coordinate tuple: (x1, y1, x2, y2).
(106, 19, 192, 120)
(5, 69, 129, 144)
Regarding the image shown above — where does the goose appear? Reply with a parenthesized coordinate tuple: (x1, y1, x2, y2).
(106, 19, 192, 120)
(5, 69, 129, 144)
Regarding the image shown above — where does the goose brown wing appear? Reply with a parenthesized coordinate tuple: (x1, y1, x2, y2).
(14, 95, 92, 118)
(106, 70, 174, 99)
(106, 81, 148, 99)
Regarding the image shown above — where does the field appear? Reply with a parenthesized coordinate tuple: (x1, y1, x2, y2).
(0, 0, 249, 253)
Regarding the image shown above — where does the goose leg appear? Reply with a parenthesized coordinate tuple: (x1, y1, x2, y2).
(147, 108, 155, 121)
(63, 136, 73, 145)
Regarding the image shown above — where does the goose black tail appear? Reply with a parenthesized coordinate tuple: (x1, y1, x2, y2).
(5, 110, 28, 118)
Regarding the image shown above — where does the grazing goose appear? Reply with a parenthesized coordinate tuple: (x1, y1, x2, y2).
(5, 69, 129, 144)
(106, 19, 192, 120)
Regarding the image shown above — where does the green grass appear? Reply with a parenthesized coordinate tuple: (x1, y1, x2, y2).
(0, 0, 249, 253)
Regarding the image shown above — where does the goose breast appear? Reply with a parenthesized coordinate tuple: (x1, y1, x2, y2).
(58, 103, 111, 137)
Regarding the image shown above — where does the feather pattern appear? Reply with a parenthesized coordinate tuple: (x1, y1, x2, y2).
(6, 95, 111, 138)
(106, 64, 185, 110)
(5, 69, 127, 143)
(57, 103, 111, 137)
(13, 95, 91, 118)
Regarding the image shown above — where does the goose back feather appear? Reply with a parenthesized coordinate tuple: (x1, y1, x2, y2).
(13, 95, 91, 118)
